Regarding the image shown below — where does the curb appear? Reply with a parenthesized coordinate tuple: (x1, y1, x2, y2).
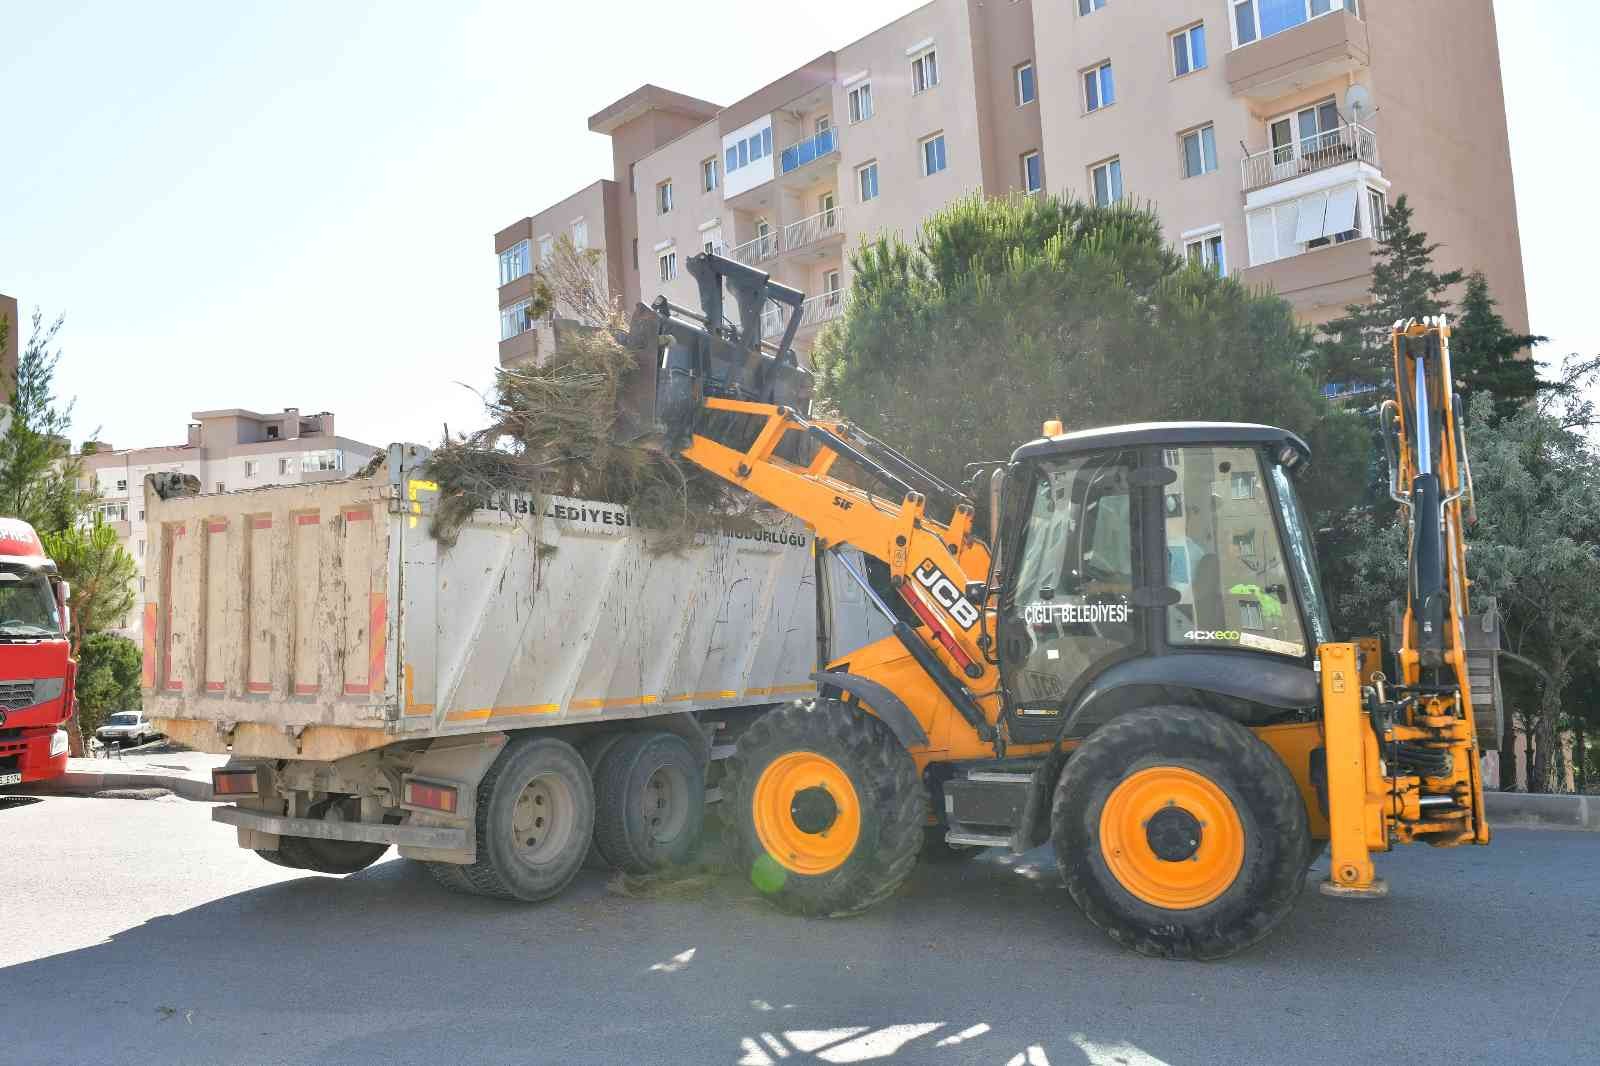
(18, 769, 215, 802)
(1485, 791, 1600, 831)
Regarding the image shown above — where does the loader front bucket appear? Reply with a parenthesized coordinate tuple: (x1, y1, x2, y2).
(615, 252, 814, 451)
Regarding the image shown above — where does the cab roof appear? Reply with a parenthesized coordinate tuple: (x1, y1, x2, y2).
(1011, 421, 1311, 466)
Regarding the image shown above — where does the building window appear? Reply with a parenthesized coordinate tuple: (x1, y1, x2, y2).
(1231, 471, 1257, 499)
(1090, 157, 1123, 206)
(658, 250, 677, 282)
(1021, 151, 1042, 193)
(571, 218, 588, 250)
(857, 160, 879, 202)
(139, 576, 146, 593)
(278, 458, 291, 476)
(1079, 0, 1107, 13)
(500, 297, 533, 341)
(632, 238, 638, 272)
(138, 509, 145, 521)
(301, 450, 342, 473)
(848, 82, 874, 123)
(1186, 230, 1227, 276)
(137, 539, 145, 555)
(215, 483, 225, 494)
(920, 133, 947, 177)
(1083, 61, 1115, 113)
(1172, 23, 1207, 75)
(911, 48, 939, 94)
(823, 269, 842, 301)
(244, 460, 259, 479)
(265, 424, 279, 440)
(537, 235, 554, 262)
(755, 220, 774, 258)
(116, 478, 127, 492)
(1015, 61, 1036, 106)
(656, 180, 673, 215)
(702, 226, 725, 256)
(1181, 124, 1219, 178)
(702, 157, 718, 192)
(498, 240, 530, 285)
(1367, 188, 1386, 238)
(815, 115, 831, 136)
(1234, 0, 1355, 47)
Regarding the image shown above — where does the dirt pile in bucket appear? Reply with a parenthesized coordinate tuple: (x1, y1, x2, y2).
(424, 313, 769, 553)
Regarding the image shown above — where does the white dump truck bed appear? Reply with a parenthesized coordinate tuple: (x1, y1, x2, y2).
(146, 444, 883, 761)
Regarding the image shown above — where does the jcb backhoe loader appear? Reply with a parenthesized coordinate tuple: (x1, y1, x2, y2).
(621, 252, 1500, 959)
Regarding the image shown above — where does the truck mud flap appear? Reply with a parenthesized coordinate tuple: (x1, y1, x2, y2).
(213, 805, 467, 851)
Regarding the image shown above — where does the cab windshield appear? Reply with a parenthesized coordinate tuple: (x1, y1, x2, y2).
(0, 567, 62, 639)
(1270, 461, 1332, 647)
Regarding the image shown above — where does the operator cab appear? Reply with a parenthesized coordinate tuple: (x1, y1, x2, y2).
(993, 422, 1330, 743)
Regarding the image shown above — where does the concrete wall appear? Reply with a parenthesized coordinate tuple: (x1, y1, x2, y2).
(0, 292, 17, 399)
(969, 0, 1045, 197)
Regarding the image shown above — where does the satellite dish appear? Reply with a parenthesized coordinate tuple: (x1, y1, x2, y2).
(1345, 84, 1373, 123)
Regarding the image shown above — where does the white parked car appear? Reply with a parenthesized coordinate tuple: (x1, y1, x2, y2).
(95, 711, 160, 748)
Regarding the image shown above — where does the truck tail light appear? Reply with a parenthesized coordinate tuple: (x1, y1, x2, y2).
(403, 778, 458, 814)
(212, 767, 260, 797)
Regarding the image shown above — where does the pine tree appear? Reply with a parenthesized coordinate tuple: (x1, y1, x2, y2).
(0, 310, 95, 533)
(1316, 195, 1464, 392)
(1451, 271, 1545, 422)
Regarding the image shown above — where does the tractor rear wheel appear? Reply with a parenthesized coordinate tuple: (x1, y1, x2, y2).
(724, 700, 923, 917)
(1052, 705, 1310, 960)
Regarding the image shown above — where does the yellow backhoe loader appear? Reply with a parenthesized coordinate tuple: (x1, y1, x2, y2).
(620, 252, 1499, 959)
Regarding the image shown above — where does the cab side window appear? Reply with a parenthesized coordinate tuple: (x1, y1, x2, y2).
(1164, 446, 1307, 657)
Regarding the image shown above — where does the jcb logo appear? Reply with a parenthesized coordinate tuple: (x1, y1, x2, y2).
(914, 559, 979, 631)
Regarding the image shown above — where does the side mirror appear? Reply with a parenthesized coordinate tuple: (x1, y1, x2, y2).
(55, 580, 70, 637)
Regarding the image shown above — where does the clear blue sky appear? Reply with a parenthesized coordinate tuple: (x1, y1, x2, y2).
(0, 0, 1591, 452)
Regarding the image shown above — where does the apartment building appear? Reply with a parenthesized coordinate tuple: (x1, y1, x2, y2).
(77, 408, 378, 635)
(495, 180, 624, 368)
(1, 292, 18, 398)
(495, 0, 1526, 362)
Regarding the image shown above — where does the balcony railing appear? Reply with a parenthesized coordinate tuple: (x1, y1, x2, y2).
(730, 231, 780, 268)
(782, 206, 843, 253)
(1241, 123, 1377, 193)
(762, 290, 848, 339)
(779, 127, 840, 176)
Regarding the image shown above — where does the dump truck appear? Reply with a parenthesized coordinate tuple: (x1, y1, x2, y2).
(145, 449, 889, 889)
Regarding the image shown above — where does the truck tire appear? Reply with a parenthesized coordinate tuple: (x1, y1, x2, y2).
(594, 732, 705, 874)
(1051, 705, 1310, 961)
(457, 736, 594, 902)
(255, 834, 388, 875)
(424, 859, 476, 893)
(724, 699, 923, 917)
(580, 732, 629, 870)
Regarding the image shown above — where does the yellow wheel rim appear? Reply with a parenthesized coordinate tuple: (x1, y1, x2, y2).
(1098, 766, 1245, 910)
(752, 751, 861, 876)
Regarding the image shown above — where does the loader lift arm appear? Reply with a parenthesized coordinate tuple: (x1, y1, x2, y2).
(623, 253, 1009, 749)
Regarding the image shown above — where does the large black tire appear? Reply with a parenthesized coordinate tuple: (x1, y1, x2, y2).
(724, 699, 923, 917)
(1052, 705, 1311, 961)
(257, 834, 389, 875)
(594, 732, 705, 874)
(455, 736, 594, 902)
(424, 859, 476, 893)
(580, 732, 630, 871)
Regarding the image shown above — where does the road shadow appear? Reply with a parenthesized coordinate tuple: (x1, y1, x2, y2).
(3, 830, 1597, 1066)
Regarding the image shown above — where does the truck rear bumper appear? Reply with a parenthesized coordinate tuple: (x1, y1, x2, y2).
(212, 805, 468, 850)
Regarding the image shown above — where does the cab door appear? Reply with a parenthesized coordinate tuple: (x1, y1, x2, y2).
(995, 448, 1146, 740)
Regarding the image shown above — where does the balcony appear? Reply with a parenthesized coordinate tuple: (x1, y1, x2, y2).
(762, 290, 847, 340)
(1225, 8, 1369, 100)
(781, 206, 843, 257)
(779, 127, 839, 179)
(1241, 124, 1378, 194)
(730, 231, 780, 269)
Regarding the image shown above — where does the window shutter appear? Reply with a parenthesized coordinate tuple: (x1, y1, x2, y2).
(1323, 185, 1359, 237)
(1294, 191, 1329, 245)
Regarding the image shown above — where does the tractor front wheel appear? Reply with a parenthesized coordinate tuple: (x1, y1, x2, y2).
(724, 699, 923, 917)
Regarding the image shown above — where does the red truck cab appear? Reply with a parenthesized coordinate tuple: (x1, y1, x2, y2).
(0, 518, 74, 787)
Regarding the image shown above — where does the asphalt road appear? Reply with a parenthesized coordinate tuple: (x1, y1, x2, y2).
(1, 794, 1596, 1066)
